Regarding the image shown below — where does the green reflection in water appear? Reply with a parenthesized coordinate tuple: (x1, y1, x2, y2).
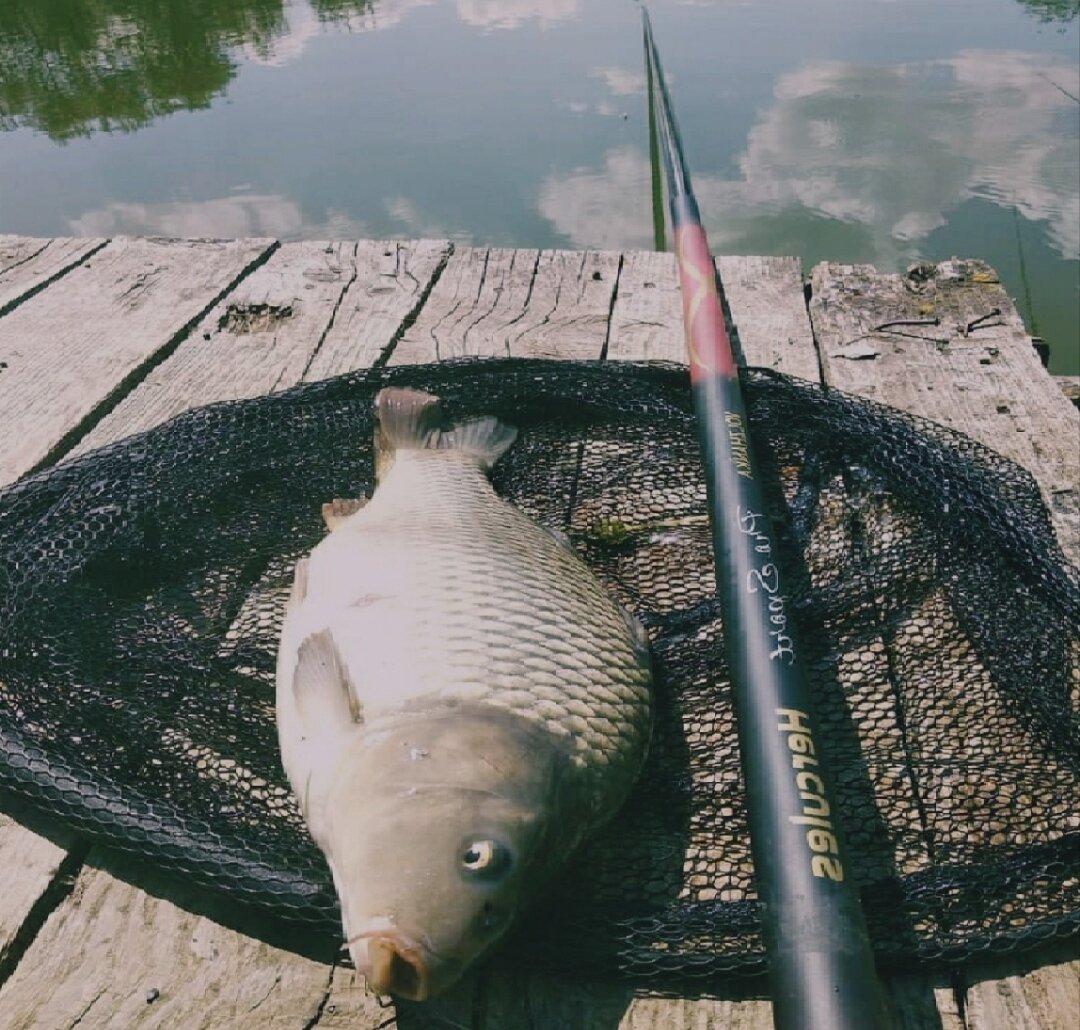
(0, 1, 1075, 371)
(644, 32, 666, 254)
(309, 0, 373, 20)
(0, 0, 372, 140)
(1017, 0, 1079, 22)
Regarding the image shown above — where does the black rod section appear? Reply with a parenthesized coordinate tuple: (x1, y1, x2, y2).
(641, 9, 888, 1029)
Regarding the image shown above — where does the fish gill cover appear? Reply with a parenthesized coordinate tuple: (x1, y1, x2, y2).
(0, 358, 1077, 980)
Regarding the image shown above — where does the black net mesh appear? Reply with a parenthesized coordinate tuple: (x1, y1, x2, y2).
(0, 358, 1077, 983)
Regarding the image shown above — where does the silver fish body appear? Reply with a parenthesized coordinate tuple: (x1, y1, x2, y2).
(276, 388, 652, 1000)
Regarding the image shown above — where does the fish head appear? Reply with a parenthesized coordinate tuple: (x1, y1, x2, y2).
(322, 703, 582, 1000)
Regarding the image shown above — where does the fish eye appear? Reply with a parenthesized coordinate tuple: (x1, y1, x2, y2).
(460, 839, 511, 879)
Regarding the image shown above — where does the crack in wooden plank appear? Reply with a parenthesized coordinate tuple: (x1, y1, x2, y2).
(413, 248, 479, 363)
(509, 253, 562, 354)
(0, 239, 51, 277)
(301, 242, 361, 381)
(0, 239, 111, 320)
(598, 253, 625, 362)
(374, 242, 455, 368)
(24, 239, 280, 478)
(0, 839, 90, 993)
(803, 278, 830, 388)
(501, 250, 543, 340)
(462, 249, 514, 350)
(66, 984, 108, 1029)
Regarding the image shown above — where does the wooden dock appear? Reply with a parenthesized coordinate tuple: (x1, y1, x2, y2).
(0, 235, 1076, 1029)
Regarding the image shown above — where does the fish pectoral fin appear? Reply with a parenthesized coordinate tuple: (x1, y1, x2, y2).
(620, 605, 652, 665)
(540, 523, 574, 552)
(321, 497, 368, 531)
(288, 558, 310, 609)
(293, 628, 363, 732)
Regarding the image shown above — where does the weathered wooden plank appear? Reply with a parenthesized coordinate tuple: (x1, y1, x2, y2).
(303, 239, 453, 379)
(71, 239, 451, 455)
(0, 850, 355, 1030)
(605, 252, 819, 382)
(0, 235, 108, 316)
(0, 239, 456, 1029)
(963, 944, 1080, 1030)
(809, 258, 1080, 1029)
(1056, 374, 1080, 406)
(0, 235, 271, 1025)
(0, 813, 79, 980)
(0, 236, 274, 486)
(389, 247, 620, 364)
(809, 259, 1080, 564)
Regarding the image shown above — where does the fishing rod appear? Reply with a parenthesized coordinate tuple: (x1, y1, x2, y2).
(641, 10, 888, 1029)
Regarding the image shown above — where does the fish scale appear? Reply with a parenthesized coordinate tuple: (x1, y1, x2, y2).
(277, 390, 653, 999)
(320, 451, 653, 811)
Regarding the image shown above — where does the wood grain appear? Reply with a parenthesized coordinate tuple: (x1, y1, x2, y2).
(0, 235, 107, 316)
(0, 850, 363, 1030)
(0, 236, 274, 486)
(809, 259, 1080, 564)
(72, 239, 450, 455)
(809, 257, 1080, 1029)
(389, 247, 620, 363)
(606, 252, 819, 381)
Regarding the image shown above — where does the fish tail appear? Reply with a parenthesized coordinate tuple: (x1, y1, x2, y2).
(374, 387, 517, 477)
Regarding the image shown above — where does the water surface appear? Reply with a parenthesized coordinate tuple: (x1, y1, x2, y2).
(1, 0, 1077, 372)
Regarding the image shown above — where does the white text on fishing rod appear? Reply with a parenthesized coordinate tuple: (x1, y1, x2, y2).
(737, 507, 796, 666)
(724, 412, 754, 480)
(777, 708, 845, 882)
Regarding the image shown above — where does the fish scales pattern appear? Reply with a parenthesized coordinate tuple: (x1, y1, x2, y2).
(350, 451, 652, 816)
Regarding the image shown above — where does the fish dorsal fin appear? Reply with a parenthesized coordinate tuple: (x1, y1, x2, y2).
(292, 629, 362, 735)
(374, 387, 442, 482)
(374, 387, 518, 479)
(441, 416, 518, 473)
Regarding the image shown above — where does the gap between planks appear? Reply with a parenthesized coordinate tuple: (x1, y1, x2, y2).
(0, 238, 452, 1029)
(0, 241, 1074, 1030)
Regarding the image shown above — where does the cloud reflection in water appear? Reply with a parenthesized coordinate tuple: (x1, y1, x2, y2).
(540, 51, 1080, 264)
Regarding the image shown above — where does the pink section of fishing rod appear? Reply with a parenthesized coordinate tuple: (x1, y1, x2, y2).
(673, 224, 736, 382)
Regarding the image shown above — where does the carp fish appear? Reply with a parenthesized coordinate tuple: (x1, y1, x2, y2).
(276, 387, 652, 1000)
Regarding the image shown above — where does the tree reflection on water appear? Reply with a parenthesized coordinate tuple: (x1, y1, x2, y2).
(309, 0, 375, 21)
(1017, 0, 1079, 21)
(0, 0, 372, 141)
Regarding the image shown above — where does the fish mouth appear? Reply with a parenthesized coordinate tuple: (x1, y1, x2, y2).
(347, 927, 444, 1001)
